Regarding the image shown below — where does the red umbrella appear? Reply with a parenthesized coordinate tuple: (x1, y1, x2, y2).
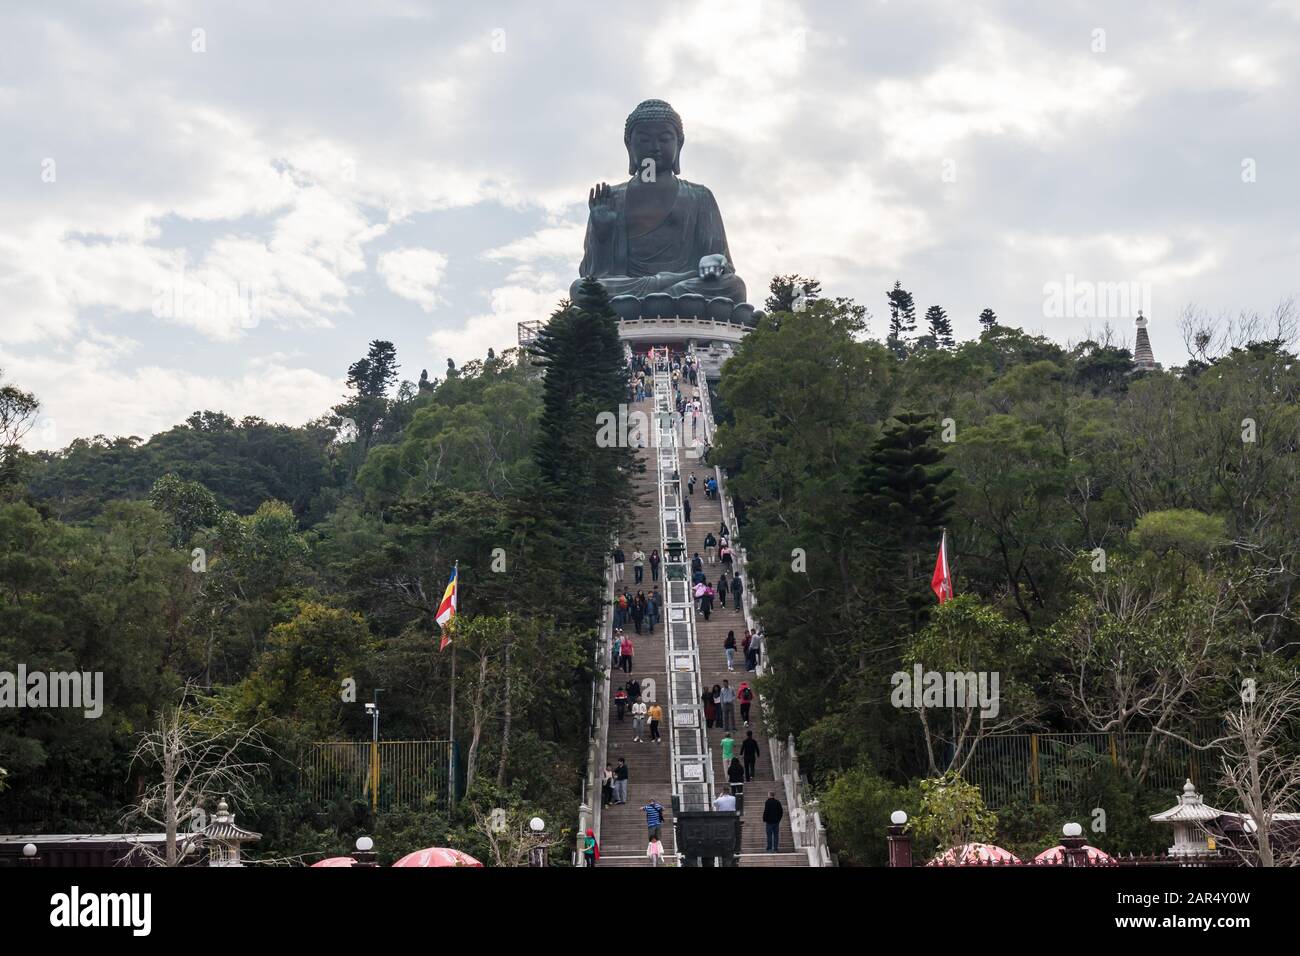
(310, 857, 358, 867)
(391, 847, 484, 868)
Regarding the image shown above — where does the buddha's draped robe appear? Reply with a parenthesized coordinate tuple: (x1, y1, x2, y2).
(572, 178, 747, 302)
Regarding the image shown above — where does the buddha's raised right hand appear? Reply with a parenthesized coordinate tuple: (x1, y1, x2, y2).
(588, 182, 616, 234)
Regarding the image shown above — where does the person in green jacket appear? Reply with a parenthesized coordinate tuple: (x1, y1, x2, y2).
(720, 731, 735, 763)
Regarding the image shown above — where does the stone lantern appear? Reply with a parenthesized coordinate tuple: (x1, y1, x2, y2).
(202, 799, 261, 867)
(1149, 780, 1222, 857)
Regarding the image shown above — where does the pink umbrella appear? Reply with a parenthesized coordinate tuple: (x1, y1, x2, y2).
(927, 842, 1022, 866)
(1033, 844, 1115, 865)
(391, 847, 484, 868)
(310, 857, 358, 867)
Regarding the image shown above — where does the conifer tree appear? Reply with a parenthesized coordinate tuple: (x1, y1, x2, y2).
(337, 340, 400, 450)
(528, 278, 635, 582)
(925, 305, 954, 348)
(886, 281, 917, 354)
(978, 308, 998, 332)
(858, 412, 956, 622)
(347, 340, 399, 397)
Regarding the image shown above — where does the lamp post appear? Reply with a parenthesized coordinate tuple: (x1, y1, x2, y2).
(887, 810, 912, 868)
(365, 690, 382, 815)
(352, 835, 378, 867)
(1060, 821, 1089, 867)
(529, 816, 548, 867)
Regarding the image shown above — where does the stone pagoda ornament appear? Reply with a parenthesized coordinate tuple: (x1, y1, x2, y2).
(1148, 780, 1221, 856)
(202, 798, 262, 867)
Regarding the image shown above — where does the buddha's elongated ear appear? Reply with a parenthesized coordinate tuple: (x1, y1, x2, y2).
(628, 145, 637, 176)
(673, 143, 681, 176)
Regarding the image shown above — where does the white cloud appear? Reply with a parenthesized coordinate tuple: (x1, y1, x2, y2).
(377, 247, 450, 312)
(427, 270, 566, 371)
(7, 340, 343, 451)
(864, 22, 1138, 160)
(483, 225, 585, 264)
(1, 0, 1297, 442)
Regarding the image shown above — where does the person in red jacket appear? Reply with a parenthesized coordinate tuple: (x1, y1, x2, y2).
(738, 681, 754, 725)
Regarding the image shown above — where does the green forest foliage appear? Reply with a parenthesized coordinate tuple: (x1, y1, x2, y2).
(3, 278, 1298, 864)
(713, 292, 1300, 862)
(1, 297, 633, 863)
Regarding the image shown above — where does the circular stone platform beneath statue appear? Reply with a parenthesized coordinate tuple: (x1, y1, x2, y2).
(610, 293, 762, 347)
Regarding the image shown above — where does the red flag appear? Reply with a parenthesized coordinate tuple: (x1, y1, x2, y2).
(931, 532, 953, 604)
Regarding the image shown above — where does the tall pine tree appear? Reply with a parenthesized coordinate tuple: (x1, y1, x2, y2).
(925, 305, 954, 348)
(528, 278, 636, 579)
(886, 281, 917, 354)
(347, 340, 399, 396)
(978, 308, 998, 332)
(337, 339, 400, 451)
(857, 412, 956, 625)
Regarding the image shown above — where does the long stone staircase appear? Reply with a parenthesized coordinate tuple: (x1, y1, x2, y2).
(595, 349, 807, 867)
(596, 385, 676, 867)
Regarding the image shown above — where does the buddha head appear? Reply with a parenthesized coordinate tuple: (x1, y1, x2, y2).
(624, 98, 683, 177)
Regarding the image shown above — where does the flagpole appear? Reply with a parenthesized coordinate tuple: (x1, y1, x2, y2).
(448, 560, 458, 809)
(944, 527, 954, 598)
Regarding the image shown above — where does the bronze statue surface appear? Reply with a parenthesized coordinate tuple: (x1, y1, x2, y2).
(571, 99, 747, 306)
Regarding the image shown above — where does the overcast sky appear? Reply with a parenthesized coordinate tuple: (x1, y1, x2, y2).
(3, 0, 1298, 448)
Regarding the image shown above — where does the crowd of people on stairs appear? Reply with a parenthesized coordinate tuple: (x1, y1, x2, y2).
(587, 347, 788, 866)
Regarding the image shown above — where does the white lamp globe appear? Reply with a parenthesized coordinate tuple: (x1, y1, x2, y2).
(530, 816, 545, 833)
(890, 810, 908, 825)
(356, 836, 374, 852)
(22, 843, 37, 857)
(1062, 822, 1083, 837)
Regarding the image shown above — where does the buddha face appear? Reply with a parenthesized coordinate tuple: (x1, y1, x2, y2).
(628, 120, 680, 178)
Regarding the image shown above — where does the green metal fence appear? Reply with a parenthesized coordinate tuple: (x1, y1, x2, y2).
(965, 732, 1207, 808)
(304, 740, 454, 813)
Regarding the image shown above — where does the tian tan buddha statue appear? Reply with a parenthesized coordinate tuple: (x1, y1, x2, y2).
(570, 99, 748, 305)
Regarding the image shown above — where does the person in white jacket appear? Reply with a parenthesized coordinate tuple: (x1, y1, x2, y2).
(631, 698, 648, 743)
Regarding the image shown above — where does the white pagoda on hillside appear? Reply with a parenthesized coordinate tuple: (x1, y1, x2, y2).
(1132, 310, 1159, 372)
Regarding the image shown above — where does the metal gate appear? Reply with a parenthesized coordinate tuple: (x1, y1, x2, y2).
(965, 732, 1204, 807)
(304, 740, 455, 813)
